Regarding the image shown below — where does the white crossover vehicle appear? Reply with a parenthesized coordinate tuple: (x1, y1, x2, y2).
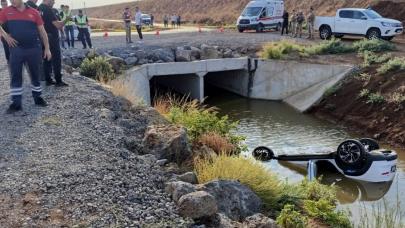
(315, 8, 403, 40)
(253, 139, 397, 183)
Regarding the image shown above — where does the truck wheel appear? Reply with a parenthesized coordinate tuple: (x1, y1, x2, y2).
(238, 28, 244, 33)
(256, 23, 264, 33)
(319, 25, 332, 40)
(252, 146, 274, 161)
(359, 138, 380, 152)
(335, 140, 366, 167)
(366, 28, 381, 40)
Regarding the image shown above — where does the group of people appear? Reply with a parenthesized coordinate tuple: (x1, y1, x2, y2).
(281, 7, 316, 39)
(123, 6, 143, 44)
(59, 5, 92, 49)
(163, 14, 181, 28)
(0, 0, 92, 114)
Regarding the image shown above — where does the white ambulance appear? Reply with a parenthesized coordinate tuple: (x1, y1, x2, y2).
(236, 0, 284, 33)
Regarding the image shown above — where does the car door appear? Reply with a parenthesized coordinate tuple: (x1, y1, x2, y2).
(351, 11, 368, 34)
(335, 10, 353, 34)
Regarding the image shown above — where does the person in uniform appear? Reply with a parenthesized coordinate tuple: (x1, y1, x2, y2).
(25, 0, 38, 10)
(0, 0, 51, 113)
(123, 7, 132, 43)
(39, 0, 68, 87)
(290, 10, 297, 38)
(0, 0, 10, 62)
(75, 9, 92, 49)
(296, 11, 305, 38)
(307, 7, 315, 39)
(61, 4, 74, 48)
(281, 10, 289, 35)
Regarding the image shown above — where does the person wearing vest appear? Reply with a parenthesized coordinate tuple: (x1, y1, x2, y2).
(296, 11, 305, 38)
(307, 7, 315, 39)
(62, 5, 74, 48)
(290, 10, 297, 38)
(75, 9, 92, 49)
(123, 7, 132, 43)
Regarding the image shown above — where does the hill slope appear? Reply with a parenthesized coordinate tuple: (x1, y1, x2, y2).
(84, 0, 405, 25)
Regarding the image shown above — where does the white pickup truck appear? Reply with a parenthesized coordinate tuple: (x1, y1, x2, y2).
(315, 8, 403, 40)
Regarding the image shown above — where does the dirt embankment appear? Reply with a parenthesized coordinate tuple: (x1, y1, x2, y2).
(310, 66, 405, 148)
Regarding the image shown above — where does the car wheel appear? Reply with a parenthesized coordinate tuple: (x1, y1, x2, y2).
(366, 28, 381, 40)
(256, 23, 264, 33)
(238, 28, 244, 33)
(359, 138, 380, 152)
(335, 140, 366, 167)
(319, 25, 332, 40)
(252, 146, 274, 161)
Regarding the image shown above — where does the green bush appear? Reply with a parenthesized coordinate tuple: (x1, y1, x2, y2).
(304, 39, 355, 55)
(367, 92, 385, 104)
(277, 204, 308, 228)
(360, 51, 392, 67)
(261, 40, 304, 59)
(303, 199, 352, 228)
(359, 89, 370, 98)
(353, 39, 396, 53)
(377, 57, 405, 74)
(80, 56, 115, 82)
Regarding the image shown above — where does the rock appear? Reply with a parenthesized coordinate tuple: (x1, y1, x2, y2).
(165, 181, 196, 202)
(125, 57, 138, 66)
(178, 191, 218, 219)
(134, 50, 146, 60)
(223, 49, 233, 58)
(105, 55, 126, 73)
(175, 47, 192, 62)
(177, 172, 198, 184)
(190, 47, 202, 61)
(198, 180, 262, 221)
(99, 108, 117, 121)
(142, 124, 191, 163)
(201, 44, 220, 60)
(137, 59, 148, 65)
(243, 213, 278, 228)
(156, 159, 168, 166)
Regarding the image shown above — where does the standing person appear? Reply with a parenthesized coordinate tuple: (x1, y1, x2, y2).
(0, 0, 10, 62)
(61, 5, 74, 48)
(163, 15, 168, 28)
(58, 5, 66, 49)
(75, 9, 92, 49)
(39, 0, 68, 87)
(177, 15, 181, 28)
(171, 14, 176, 28)
(123, 7, 132, 43)
(134, 6, 143, 42)
(150, 14, 154, 27)
(0, 0, 51, 113)
(290, 10, 297, 37)
(25, 0, 38, 10)
(307, 7, 315, 39)
(281, 10, 289, 35)
(296, 11, 305, 38)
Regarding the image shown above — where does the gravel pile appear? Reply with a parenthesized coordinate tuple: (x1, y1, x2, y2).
(0, 58, 190, 227)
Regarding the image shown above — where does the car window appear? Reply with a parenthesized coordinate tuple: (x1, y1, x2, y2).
(242, 7, 262, 17)
(353, 11, 366, 20)
(364, 10, 382, 19)
(339, 10, 353, 19)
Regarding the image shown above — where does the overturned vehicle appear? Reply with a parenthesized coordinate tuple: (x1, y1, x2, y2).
(252, 139, 397, 183)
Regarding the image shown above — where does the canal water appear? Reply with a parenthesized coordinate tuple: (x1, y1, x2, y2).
(206, 91, 405, 225)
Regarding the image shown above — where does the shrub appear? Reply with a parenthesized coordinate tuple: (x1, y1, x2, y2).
(359, 89, 370, 98)
(194, 154, 282, 209)
(353, 39, 396, 53)
(360, 51, 391, 67)
(303, 199, 352, 228)
(198, 132, 235, 155)
(367, 92, 385, 104)
(277, 204, 307, 228)
(377, 57, 405, 74)
(388, 92, 405, 104)
(304, 39, 355, 55)
(80, 56, 115, 82)
(261, 40, 304, 59)
(355, 73, 372, 83)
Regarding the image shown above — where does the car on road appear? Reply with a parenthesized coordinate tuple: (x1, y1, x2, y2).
(237, 0, 284, 33)
(315, 8, 403, 40)
(141, 14, 152, 26)
(252, 138, 397, 183)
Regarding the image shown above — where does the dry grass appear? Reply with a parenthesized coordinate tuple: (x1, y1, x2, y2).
(198, 132, 235, 155)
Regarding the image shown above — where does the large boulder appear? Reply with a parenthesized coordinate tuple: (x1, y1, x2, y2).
(200, 44, 220, 60)
(178, 191, 218, 219)
(165, 181, 197, 203)
(177, 172, 199, 184)
(142, 124, 191, 163)
(198, 180, 262, 221)
(243, 213, 278, 228)
(190, 47, 202, 61)
(125, 56, 139, 66)
(105, 55, 125, 73)
(175, 47, 192, 62)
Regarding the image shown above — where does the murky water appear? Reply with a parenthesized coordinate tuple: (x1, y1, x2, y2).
(206, 91, 405, 225)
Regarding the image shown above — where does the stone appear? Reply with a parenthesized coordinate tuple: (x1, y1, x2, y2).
(223, 49, 234, 58)
(156, 159, 168, 166)
(201, 44, 220, 60)
(190, 47, 202, 61)
(175, 47, 192, 62)
(165, 181, 196, 203)
(178, 191, 218, 219)
(99, 108, 117, 121)
(198, 180, 262, 221)
(177, 172, 198, 184)
(243, 213, 278, 228)
(142, 124, 191, 163)
(137, 59, 148, 65)
(105, 55, 126, 73)
(125, 57, 138, 66)
(134, 50, 146, 60)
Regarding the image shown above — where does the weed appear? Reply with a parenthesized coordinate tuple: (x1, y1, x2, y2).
(261, 40, 304, 59)
(303, 199, 352, 228)
(80, 56, 116, 82)
(377, 57, 405, 74)
(388, 92, 405, 104)
(366, 92, 385, 104)
(305, 39, 355, 55)
(353, 39, 396, 53)
(277, 204, 308, 228)
(198, 132, 236, 155)
(355, 73, 372, 83)
(359, 89, 370, 98)
(360, 51, 392, 67)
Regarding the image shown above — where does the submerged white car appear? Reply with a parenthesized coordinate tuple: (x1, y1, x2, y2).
(253, 139, 397, 183)
(315, 8, 403, 40)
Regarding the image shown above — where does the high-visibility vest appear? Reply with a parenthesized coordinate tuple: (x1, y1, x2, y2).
(76, 15, 88, 28)
(62, 11, 75, 26)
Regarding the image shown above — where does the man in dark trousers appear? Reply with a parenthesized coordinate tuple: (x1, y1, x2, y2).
(0, 0, 51, 113)
(39, 0, 68, 87)
(281, 10, 289, 35)
(25, 0, 38, 10)
(75, 9, 92, 49)
(123, 7, 132, 43)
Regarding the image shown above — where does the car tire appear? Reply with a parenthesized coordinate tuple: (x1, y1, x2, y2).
(238, 28, 244, 33)
(256, 23, 264, 33)
(335, 139, 367, 167)
(366, 28, 381, 40)
(359, 138, 380, 152)
(252, 146, 274, 161)
(319, 25, 332, 40)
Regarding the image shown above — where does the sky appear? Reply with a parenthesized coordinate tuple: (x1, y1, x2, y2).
(53, 0, 133, 9)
